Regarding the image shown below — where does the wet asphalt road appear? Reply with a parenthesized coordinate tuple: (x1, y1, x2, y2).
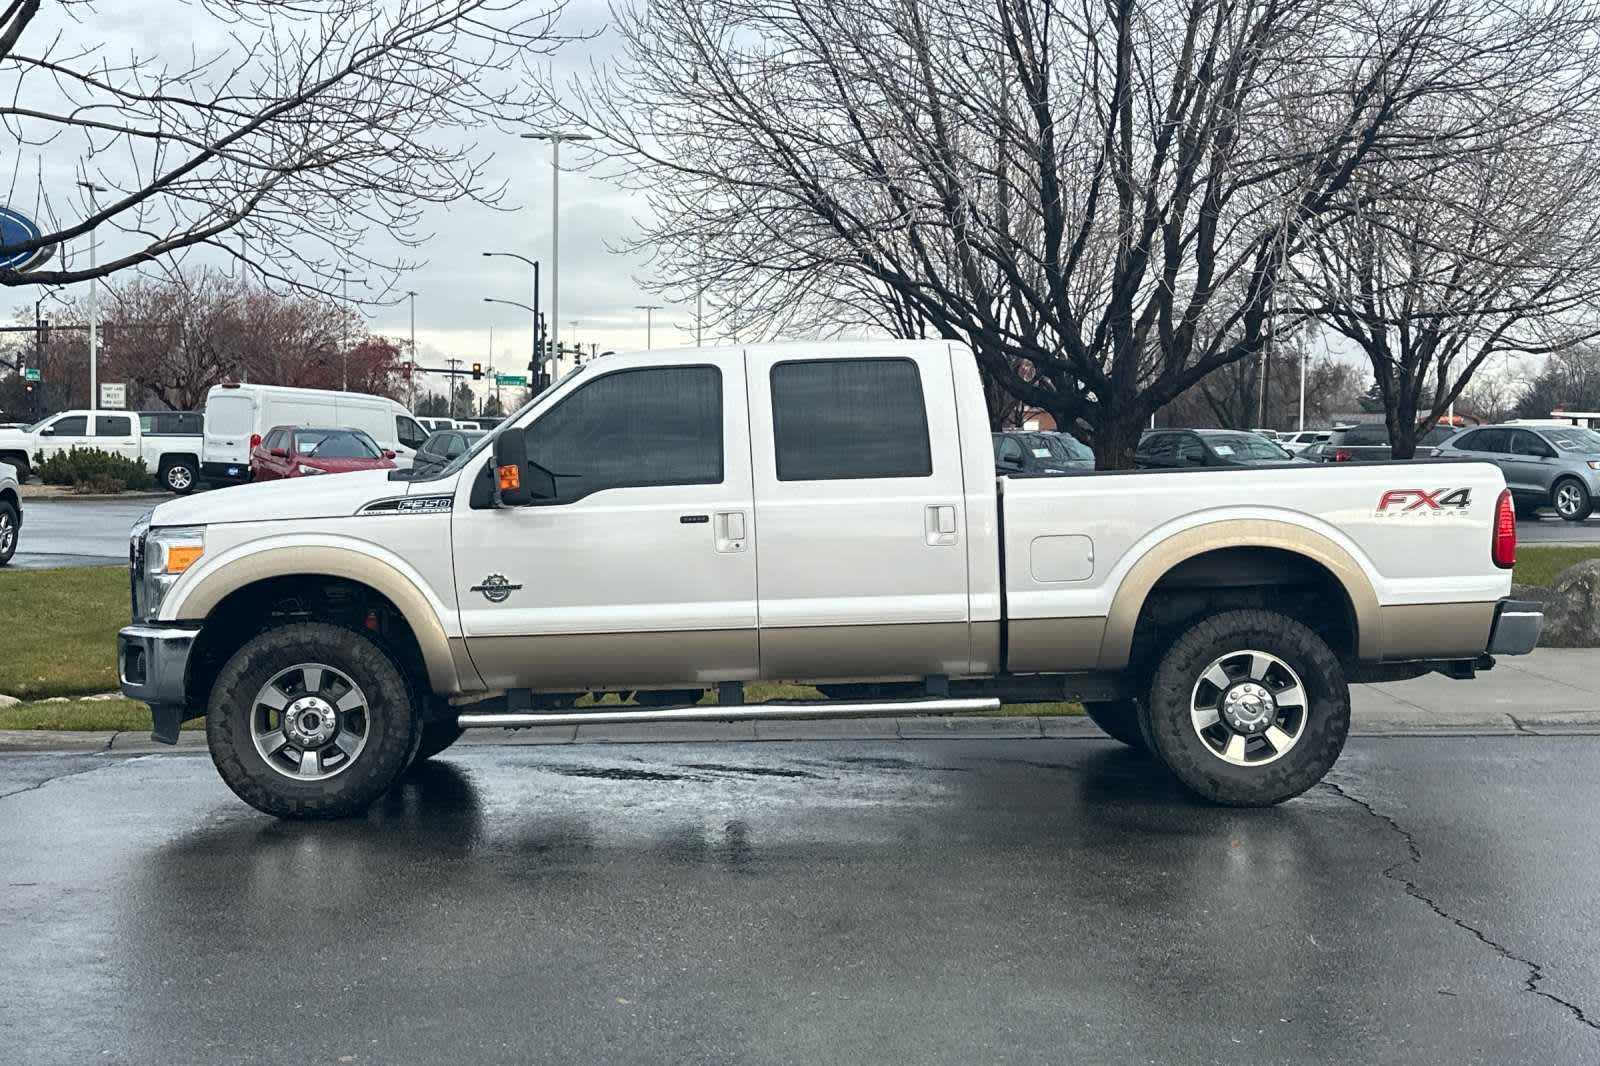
(1, 737, 1597, 1065)
(8, 497, 154, 569)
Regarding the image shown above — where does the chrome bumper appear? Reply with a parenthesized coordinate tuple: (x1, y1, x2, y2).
(1488, 600, 1543, 656)
(118, 624, 201, 741)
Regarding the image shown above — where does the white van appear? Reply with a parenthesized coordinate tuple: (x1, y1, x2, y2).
(201, 384, 429, 484)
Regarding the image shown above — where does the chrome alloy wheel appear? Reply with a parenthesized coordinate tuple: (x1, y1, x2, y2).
(0, 511, 14, 556)
(1556, 481, 1585, 518)
(250, 663, 370, 781)
(1189, 650, 1308, 767)
(167, 465, 193, 491)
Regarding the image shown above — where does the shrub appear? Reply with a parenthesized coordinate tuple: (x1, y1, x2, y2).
(35, 447, 153, 492)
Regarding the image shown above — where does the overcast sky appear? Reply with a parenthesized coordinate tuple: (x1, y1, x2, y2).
(8, 0, 677, 403)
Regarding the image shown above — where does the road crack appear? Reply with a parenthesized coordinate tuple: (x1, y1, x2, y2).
(1323, 777, 1599, 1033)
(0, 761, 116, 802)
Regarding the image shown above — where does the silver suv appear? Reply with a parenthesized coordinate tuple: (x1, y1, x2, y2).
(1435, 423, 1600, 521)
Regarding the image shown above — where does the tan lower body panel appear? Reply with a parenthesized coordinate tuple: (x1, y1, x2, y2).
(465, 629, 760, 691)
(1005, 616, 1108, 673)
(1379, 602, 1496, 660)
(758, 621, 972, 683)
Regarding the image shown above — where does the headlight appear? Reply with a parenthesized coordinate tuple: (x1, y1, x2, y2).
(297, 464, 326, 475)
(136, 526, 205, 621)
(1587, 461, 1600, 470)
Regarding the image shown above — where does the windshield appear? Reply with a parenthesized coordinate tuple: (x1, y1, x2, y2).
(1028, 432, 1092, 462)
(1545, 427, 1600, 452)
(409, 363, 589, 483)
(297, 429, 381, 459)
(1206, 434, 1292, 461)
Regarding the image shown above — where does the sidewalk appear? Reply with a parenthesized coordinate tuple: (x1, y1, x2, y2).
(5, 649, 1598, 754)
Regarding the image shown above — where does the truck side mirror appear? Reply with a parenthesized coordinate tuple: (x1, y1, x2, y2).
(491, 431, 557, 506)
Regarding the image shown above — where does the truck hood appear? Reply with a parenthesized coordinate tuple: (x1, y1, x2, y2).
(150, 470, 428, 527)
(0, 427, 33, 449)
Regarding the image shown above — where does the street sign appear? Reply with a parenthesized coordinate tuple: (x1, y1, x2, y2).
(22, 368, 40, 382)
(0, 206, 54, 273)
(100, 382, 126, 409)
(495, 374, 528, 386)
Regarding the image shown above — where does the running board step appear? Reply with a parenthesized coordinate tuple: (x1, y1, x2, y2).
(457, 697, 1001, 730)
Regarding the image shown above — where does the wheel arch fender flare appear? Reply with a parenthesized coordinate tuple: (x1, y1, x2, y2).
(164, 535, 476, 695)
(1099, 518, 1382, 668)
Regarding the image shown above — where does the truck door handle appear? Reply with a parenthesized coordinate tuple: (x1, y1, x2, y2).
(925, 505, 959, 546)
(714, 511, 747, 553)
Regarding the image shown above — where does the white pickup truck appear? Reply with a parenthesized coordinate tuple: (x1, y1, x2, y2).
(0, 410, 204, 493)
(117, 341, 1542, 819)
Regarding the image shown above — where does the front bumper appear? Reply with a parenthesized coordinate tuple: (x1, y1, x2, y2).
(1488, 599, 1543, 656)
(118, 623, 201, 743)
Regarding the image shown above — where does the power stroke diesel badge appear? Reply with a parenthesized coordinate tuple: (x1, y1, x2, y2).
(471, 574, 523, 603)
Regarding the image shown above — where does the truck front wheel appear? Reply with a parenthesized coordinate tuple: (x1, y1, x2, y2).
(160, 457, 199, 495)
(206, 622, 420, 818)
(1140, 609, 1349, 807)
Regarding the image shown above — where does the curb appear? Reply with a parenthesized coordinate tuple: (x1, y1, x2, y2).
(6, 714, 1600, 754)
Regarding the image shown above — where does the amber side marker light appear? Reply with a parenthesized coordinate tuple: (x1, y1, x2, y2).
(166, 545, 204, 574)
(498, 464, 521, 491)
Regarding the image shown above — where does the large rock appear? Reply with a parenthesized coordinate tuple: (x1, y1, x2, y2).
(1538, 560, 1600, 647)
(1511, 583, 1552, 605)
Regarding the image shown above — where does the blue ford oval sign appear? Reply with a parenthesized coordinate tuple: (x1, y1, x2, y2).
(0, 206, 54, 273)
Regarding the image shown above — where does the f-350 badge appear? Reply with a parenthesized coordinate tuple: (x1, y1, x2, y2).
(471, 574, 523, 603)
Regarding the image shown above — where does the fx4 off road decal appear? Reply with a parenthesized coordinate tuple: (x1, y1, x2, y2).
(1375, 488, 1472, 517)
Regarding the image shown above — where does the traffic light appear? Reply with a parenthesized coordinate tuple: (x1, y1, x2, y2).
(471, 362, 482, 380)
(37, 318, 49, 348)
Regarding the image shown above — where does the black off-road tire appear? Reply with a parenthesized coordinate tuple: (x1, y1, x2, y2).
(160, 457, 199, 495)
(411, 721, 465, 764)
(206, 622, 420, 819)
(0, 499, 18, 566)
(1082, 700, 1148, 751)
(1552, 477, 1593, 522)
(1140, 609, 1349, 807)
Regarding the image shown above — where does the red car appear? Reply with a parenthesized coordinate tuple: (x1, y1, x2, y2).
(250, 426, 396, 481)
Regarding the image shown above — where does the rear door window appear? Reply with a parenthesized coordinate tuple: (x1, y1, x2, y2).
(95, 415, 132, 436)
(769, 359, 932, 481)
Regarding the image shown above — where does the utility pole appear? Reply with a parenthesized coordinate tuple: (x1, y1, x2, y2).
(406, 289, 418, 412)
(77, 181, 107, 409)
(482, 252, 541, 387)
(636, 304, 662, 350)
(445, 358, 463, 418)
(521, 131, 594, 375)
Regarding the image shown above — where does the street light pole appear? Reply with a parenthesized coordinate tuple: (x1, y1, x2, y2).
(336, 267, 353, 391)
(521, 131, 594, 378)
(482, 251, 541, 385)
(77, 182, 107, 409)
(405, 289, 418, 412)
(635, 304, 662, 350)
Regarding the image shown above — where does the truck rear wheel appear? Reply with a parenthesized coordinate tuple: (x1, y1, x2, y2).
(206, 622, 420, 819)
(1082, 700, 1147, 751)
(1139, 609, 1349, 806)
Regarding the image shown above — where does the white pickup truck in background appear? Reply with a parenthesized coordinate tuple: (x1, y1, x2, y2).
(0, 409, 206, 493)
(117, 341, 1542, 820)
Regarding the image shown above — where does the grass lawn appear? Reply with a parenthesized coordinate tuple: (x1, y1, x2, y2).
(0, 566, 127, 699)
(0, 698, 202, 732)
(1513, 546, 1600, 587)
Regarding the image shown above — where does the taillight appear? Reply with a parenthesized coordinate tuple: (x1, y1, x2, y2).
(1334, 449, 1353, 462)
(249, 433, 262, 450)
(1492, 489, 1516, 569)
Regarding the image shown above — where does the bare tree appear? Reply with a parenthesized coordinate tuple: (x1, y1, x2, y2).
(1295, 119, 1600, 457)
(0, 1, 570, 297)
(577, 0, 1600, 466)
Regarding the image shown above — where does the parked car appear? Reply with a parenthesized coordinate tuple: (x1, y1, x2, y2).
(1136, 428, 1298, 468)
(411, 428, 487, 476)
(417, 417, 462, 433)
(1280, 430, 1331, 454)
(0, 460, 19, 566)
(118, 340, 1539, 821)
(1298, 441, 1336, 463)
(1435, 423, 1600, 521)
(992, 430, 1093, 474)
(202, 384, 428, 486)
(1325, 422, 1458, 462)
(0, 409, 206, 493)
(249, 426, 397, 481)
(1250, 427, 1281, 441)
